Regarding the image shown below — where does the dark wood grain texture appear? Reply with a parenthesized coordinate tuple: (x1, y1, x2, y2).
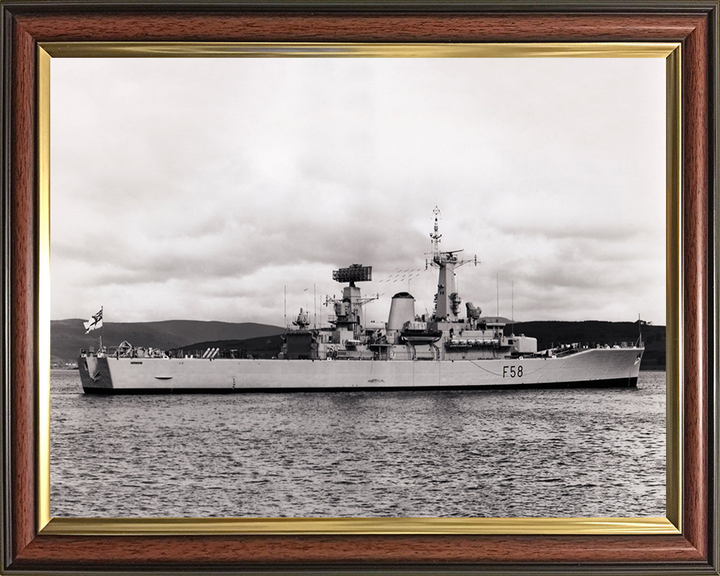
(9, 534, 708, 568)
(682, 9, 710, 560)
(12, 12, 707, 42)
(1, 3, 717, 574)
(9, 12, 37, 562)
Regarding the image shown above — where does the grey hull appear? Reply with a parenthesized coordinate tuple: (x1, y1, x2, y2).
(79, 347, 643, 393)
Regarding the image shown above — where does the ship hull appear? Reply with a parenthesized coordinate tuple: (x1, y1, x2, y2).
(78, 347, 643, 393)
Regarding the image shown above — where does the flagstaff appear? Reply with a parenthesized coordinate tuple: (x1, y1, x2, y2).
(83, 306, 104, 351)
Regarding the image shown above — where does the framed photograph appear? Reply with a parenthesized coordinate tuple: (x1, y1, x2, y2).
(1, 1, 717, 574)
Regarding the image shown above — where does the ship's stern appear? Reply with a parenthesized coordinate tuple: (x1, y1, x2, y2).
(77, 355, 114, 393)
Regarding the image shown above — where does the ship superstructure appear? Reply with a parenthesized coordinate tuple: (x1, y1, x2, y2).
(78, 209, 644, 393)
(280, 208, 537, 364)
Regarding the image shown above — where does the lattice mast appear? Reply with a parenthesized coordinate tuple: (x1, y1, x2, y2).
(427, 207, 476, 321)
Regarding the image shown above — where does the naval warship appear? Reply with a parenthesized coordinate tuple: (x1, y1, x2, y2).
(78, 210, 644, 393)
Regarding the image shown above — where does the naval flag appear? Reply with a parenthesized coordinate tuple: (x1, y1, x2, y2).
(84, 307, 103, 334)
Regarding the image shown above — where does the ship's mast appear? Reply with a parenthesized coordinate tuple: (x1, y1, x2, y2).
(326, 264, 377, 338)
(430, 206, 443, 265)
(428, 207, 476, 322)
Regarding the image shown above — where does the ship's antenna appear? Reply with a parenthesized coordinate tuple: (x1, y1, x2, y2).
(511, 281, 514, 336)
(430, 206, 442, 264)
(284, 285, 287, 328)
(314, 284, 317, 329)
(99, 305, 104, 351)
(496, 274, 499, 318)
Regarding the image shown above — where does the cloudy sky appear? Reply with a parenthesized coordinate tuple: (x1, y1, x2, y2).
(50, 57, 666, 326)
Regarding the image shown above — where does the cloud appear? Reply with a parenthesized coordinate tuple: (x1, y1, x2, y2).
(50, 57, 667, 325)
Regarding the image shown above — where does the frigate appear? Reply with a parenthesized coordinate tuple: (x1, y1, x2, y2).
(78, 209, 644, 393)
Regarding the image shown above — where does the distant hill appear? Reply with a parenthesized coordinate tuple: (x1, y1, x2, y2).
(505, 320, 665, 370)
(51, 320, 283, 365)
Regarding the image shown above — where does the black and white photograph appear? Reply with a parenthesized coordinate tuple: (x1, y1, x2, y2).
(49, 55, 666, 519)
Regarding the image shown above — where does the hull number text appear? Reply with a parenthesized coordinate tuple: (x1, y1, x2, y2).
(502, 365, 523, 378)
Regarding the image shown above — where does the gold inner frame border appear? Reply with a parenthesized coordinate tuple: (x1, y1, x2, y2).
(36, 41, 682, 537)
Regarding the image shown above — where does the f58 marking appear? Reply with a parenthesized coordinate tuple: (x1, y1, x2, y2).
(502, 365, 523, 378)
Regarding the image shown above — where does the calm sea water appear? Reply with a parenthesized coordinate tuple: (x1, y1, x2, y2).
(50, 370, 665, 518)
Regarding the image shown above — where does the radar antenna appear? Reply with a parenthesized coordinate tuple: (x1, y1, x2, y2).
(332, 264, 372, 285)
(326, 264, 377, 338)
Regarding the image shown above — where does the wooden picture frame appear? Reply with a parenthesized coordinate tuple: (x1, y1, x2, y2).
(1, 1, 717, 573)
